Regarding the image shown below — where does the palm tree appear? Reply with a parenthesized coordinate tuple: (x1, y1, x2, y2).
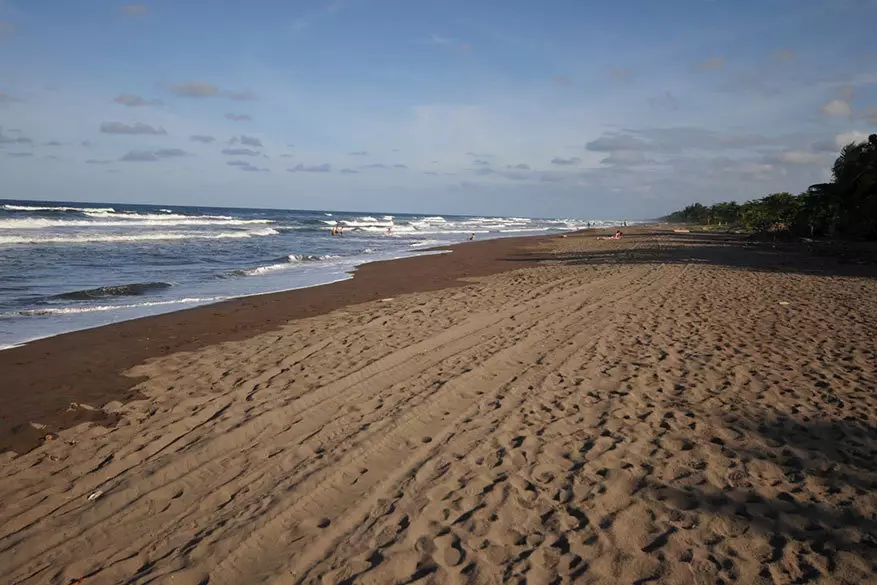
(830, 134, 877, 237)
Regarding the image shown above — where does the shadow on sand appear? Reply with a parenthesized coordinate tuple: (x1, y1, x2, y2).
(519, 230, 877, 578)
(649, 415, 877, 578)
(513, 231, 877, 279)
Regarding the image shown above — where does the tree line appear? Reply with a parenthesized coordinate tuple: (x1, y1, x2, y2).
(662, 134, 877, 239)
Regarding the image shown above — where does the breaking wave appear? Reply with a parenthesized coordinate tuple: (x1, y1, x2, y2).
(2, 204, 117, 213)
(0, 230, 275, 245)
(52, 282, 173, 301)
(232, 253, 341, 277)
(2, 296, 227, 318)
(0, 217, 273, 229)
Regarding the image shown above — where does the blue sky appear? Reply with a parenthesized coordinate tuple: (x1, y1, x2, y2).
(1, 0, 876, 218)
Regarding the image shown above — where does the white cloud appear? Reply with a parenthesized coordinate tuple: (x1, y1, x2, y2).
(113, 94, 163, 107)
(120, 150, 159, 162)
(739, 163, 776, 181)
(836, 130, 871, 147)
(765, 150, 825, 165)
(119, 148, 187, 161)
(600, 151, 653, 166)
(167, 83, 255, 100)
(154, 148, 187, 158)
(820, 99, 852, 117)
(169, 82, 219, 98)
(288, 163, 331, 172)
(221, 147, 260, 156)
(239, 135, 262, 147)
(227, 160, 268, 172)
(100, 121, 166, 135)
(586, 134, 651, 152)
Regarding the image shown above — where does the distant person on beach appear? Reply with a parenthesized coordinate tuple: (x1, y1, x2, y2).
(597, 230, 623, 241)
(469, 233, 476, 241)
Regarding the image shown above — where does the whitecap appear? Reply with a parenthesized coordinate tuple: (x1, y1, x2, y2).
(0, 231, 262, 245)
(248, 227, 279, 236)
(1, 296, 227, 318)
(2, 204, 116, 213)
(0, 217, 273, 229)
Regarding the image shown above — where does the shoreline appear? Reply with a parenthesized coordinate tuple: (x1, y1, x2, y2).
(0, 249, 452, 352)
(0, 232, 557, 455)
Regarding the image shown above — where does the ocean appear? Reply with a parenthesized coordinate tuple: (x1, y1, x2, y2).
(0, 200, 622, 349)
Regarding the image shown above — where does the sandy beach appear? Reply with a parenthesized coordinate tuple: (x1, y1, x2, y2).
(1, 228, 876, 585)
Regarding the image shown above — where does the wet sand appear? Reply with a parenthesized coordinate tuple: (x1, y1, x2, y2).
(0, 235, 543, 455)
(1, 228, 876, 585)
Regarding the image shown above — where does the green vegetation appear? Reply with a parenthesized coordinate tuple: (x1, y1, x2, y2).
(663, 134, 877, 239)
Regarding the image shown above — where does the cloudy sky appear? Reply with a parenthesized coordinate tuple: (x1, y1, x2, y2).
(0, 0, 875, 218)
